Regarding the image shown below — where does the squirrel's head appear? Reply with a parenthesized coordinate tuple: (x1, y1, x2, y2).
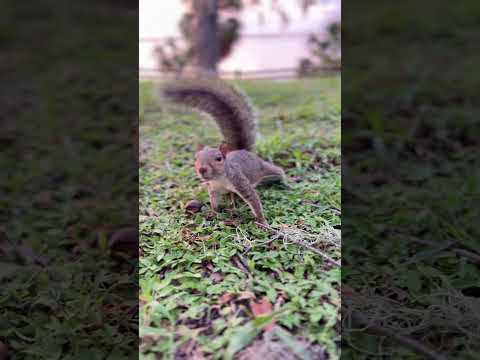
(194, 146, 226, 180)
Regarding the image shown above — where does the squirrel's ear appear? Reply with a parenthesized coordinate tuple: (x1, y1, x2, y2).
(196, 144, 205, 152)
(218, 142, 231, 157)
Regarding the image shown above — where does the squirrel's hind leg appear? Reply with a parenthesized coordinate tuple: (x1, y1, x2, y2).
(237, 189, 267, 225)
(256, 162, 287, 187)
(225, 162, 268, 225)
(230, 171, 267, 225)
(230, 180, 267, 225)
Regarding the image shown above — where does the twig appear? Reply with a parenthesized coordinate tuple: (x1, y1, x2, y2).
(304, 202, 327, 209)
(291, 225, 340, 248)
(349, 311, 447, 360)
(343, 286, 449, 360)
(231, 254, 250, 275)
(256, 222, 340, 267)
(452, 248, 480, 265)
(401, 234, 480, 265)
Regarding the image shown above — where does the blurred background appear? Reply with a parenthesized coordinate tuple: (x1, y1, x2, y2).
(139, 0, 341, 80)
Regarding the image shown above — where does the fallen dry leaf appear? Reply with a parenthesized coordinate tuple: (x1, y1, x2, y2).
(250, 297, 275, 331)
(275, 291, 287, 307)
(238, 290, 256, 300)
(191, 346, 206, 360)
(218, 293, 234, 305)
(210, 272, 224, 283)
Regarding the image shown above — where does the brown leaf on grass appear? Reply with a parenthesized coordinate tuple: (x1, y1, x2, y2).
(218, 293, 234, 305)
(237, 337, 322, 360)
(250, 297, 275, 332)
(275, 291, 287, 307)
(180, 228, 197, 243)
(210, 272, 224, 283)
(176, 339, 206, 360)
(250, 297, 273, 316)
(238, 290, 256, 300)
(191, 345, 207, 360)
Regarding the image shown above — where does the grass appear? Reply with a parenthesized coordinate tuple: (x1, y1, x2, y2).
(0, 2, 138, 359)
(139, 77, 341, 359)
(342, 1, 480, 358)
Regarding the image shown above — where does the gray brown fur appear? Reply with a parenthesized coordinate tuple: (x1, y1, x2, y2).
(162, 77, 286, 225)
(201, 149, 285, 225)
(224, 150, 285, 224)
(162, 76, 256, 151)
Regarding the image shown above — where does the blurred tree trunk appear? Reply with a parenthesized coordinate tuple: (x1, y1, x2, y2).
(193, 0, 219, 73)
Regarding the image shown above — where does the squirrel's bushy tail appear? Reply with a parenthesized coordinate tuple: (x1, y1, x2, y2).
(161, 76, 256, 151)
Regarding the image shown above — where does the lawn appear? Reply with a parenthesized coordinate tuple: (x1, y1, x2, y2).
(139, 77, 341, 359)
(0, 2, 138, 359)
(342, 1, 480, 358)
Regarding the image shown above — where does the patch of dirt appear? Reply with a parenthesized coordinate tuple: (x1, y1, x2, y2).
(236, 337, 327, 360)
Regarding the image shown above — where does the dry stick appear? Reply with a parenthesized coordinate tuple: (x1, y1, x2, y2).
(231, 254, 250, 275)
(452, 248, 480, 265)
(349, 311, 447, 360)
(403, 235, 480, 265)
(256, 222, 341, 267)
(304, 201, 339, 212)
(343, 286, 447, 360)
(298, 226, 341, 249)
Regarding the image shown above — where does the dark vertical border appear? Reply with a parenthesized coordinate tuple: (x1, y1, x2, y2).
(342, 1, 480, 358)
(1, 1, 138, 358)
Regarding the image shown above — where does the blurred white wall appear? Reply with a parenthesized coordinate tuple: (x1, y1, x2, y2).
(139, 0, 340, 75)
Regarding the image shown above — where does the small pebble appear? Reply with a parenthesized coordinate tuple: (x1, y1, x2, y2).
(109, 227, 138, 257)
(185, 200, 203, 213)
(291, 176, 303, 183)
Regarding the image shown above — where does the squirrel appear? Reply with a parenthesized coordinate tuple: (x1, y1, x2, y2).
(161, 76, 286, 226)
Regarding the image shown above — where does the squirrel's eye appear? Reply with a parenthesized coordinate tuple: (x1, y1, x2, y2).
(215, 156, 223, 162)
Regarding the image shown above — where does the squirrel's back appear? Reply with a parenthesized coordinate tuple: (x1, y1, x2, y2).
(161, 76, 256, 151)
